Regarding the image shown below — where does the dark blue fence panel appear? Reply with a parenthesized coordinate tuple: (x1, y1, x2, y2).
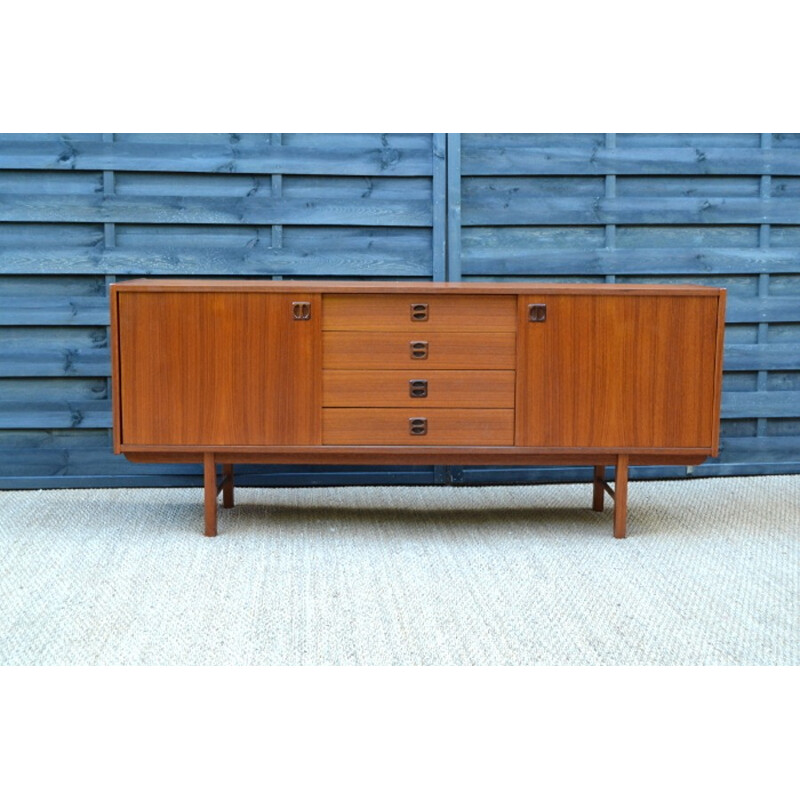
(448, 132, 800, 482)
(1, 132, 798, 488)
(0, 133, 446, 488)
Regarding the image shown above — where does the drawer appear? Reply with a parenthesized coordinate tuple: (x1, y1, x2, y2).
(323, 408, 515, 445)
(323, 370, 515, 408)
(323, 331, 516, 369)
(322, 294, 516, 332)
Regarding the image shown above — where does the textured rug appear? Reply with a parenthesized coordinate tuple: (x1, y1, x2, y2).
(0, 475, 797, 665)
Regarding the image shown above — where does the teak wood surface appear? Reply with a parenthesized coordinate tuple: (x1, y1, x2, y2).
(516, 294, 720, 449)
(322, 408, 515, 446)
(113, 279, 724, 296)
(117, 291, 320, 446)
(323, 369, 516, 408)
(322, 293, 516, 331)
(110, 279, 726, 538)
(323, 331, 517, 370)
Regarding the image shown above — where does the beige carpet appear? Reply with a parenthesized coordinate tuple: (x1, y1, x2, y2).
(0, 475, 797, 666)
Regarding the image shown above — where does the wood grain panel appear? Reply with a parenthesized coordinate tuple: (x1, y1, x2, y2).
(323, 331, 516, 369)
(323, 408, 514, 445)
(322, 294, 516, 331)
(323, 370, 515, 408)
(118, 292, 320, 446)
(517, 294, 722, 449)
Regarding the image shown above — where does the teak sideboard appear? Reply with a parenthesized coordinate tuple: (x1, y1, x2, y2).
(110, 280, 726, 538)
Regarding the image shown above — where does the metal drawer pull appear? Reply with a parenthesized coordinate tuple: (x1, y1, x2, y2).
(409, 379, 428, 398)
(292, 301, 311, 321)
(410, 303, 429, 321)
(410, 341, 428, 359)
(528, 303, 547, 322)
(409, 417, 427, 435)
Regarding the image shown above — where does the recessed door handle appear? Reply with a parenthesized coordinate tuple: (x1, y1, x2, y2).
(528, 303, 547, 322)
(292, 301, 311, 321)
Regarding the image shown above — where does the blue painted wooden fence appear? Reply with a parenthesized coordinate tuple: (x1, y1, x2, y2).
(448, 133, 800, 483)
(1, 132, 798, 488)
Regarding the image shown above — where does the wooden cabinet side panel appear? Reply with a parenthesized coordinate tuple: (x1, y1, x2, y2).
(710, 291, 727, 456)
(517, 294, 720, 449)
(110, 285, 122, 454)
(118, 292, 320, 446)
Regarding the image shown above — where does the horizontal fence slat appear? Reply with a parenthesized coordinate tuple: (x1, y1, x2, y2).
(0, 349, 109, 377)
(0, 195, 431, 226)
(462, 146, 800, 176)
(0, 446, 439, 483)
(0, 473, 442, 488)
(3, 245, 796, 280)
(461, 247, 800, 275)
(0, 246, 432, 278)
(721, 391, 800, 418)
(724, 296, 800, 323)
(716, 435, 800, 460)
(462, 197, 800, 226)
(692, 461, 800, 477)
(0, 401, 110, 427)
(0, 378, 107, 402)
(0, 447, 196, 476)
(0, 141, 434, 176)
(0, 295, 108, 325)
(723, 344, 800, 370)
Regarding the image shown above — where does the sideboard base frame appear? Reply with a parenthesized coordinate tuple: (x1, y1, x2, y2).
(167, 449, 706, 539)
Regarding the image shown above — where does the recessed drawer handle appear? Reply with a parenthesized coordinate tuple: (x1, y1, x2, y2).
(410, 341, 428, 359)
(409, 417, 427, 435)
(292, 301, 311, 321)
(409, 379, 428, 398)
(410, 303, 429, 321)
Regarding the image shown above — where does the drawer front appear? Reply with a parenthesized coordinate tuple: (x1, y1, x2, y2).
(322, 294, 516, 332)
(323, 370, 515, 408)
(323, 331, 516, 369)
(323, 408, 515, 445)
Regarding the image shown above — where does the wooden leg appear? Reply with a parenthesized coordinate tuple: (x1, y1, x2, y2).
(592, 465, 605, 511)
(614, 455, 629, 539)
(222, 463, 234, 508)
(203, 452, 218, 537)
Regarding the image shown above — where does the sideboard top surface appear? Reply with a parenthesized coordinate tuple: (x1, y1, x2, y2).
(112, 279, 724, 296)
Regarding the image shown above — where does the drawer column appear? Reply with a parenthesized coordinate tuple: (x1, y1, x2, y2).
(322, 293, 517, 447)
